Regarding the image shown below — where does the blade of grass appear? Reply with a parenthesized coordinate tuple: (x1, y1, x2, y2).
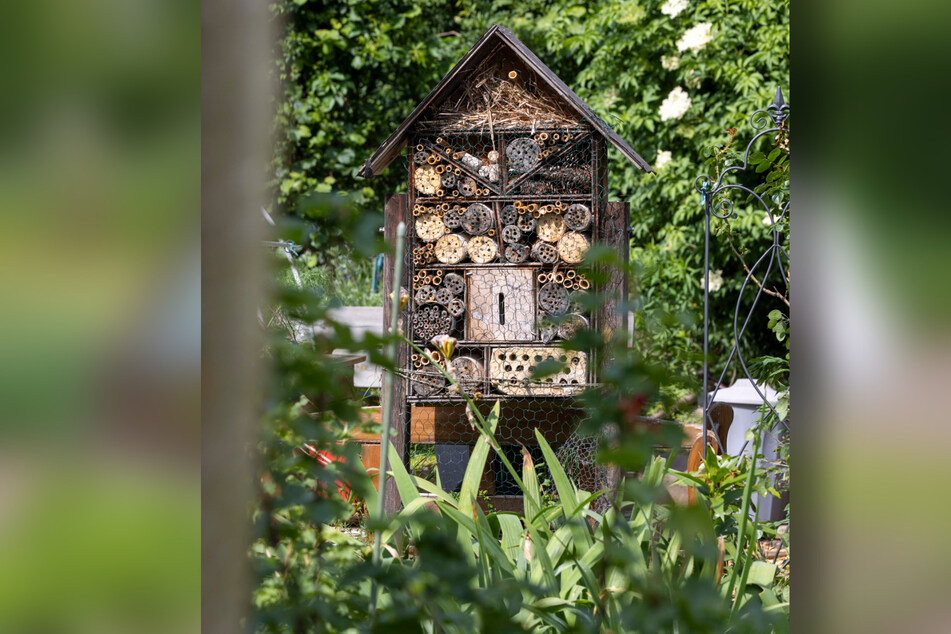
(726, 424, 763, 612)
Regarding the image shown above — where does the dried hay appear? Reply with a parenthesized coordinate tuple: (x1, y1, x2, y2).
(421, 57, 581, 132)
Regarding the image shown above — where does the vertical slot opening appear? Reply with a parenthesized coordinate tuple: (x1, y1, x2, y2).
(498, 293, 505, 325)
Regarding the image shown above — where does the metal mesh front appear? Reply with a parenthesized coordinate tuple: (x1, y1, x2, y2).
(395, 55, 619, 506)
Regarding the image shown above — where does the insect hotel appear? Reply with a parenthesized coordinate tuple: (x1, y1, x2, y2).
(360, 25, 653, 510)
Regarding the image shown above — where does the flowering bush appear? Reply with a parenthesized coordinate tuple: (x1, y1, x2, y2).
(677, 22, 714, 52)
(659, 86, 692, 121)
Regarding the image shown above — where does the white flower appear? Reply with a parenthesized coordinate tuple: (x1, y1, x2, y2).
(661, 55, 680, 71)
(655, 150, 672, 170)
(677, 22, 713, 52)
(763, 212, 785, 231)
(686, 74, 701, 89)
(706, 269, 724, 292)
(658, 86, 692, 121)
(661, 0, 689, 18)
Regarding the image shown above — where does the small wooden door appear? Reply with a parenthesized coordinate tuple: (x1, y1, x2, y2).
(467, 268, 534, 341)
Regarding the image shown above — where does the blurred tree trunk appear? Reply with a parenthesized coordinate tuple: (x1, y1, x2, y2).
(201, 1, 272, 632)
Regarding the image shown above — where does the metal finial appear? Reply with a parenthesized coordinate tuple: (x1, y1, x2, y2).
(767, 87, 789, 126)
(773, 87, 785, 109)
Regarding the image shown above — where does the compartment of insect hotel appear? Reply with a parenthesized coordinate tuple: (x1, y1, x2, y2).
(361, 26, 652, 506)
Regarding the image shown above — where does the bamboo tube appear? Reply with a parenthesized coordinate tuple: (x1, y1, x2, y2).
(537, 273, 548, 284)
(436, 189, 444, 197)
(508, 70, 518, 79)
(416, 144, 424, 151)
(426, 154, 438, 165)
(435, 165, 445, 174)
(579, 279, 591, 289)
(566, 269, 577, 280)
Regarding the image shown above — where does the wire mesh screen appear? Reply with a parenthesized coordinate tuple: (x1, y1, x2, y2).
(394, 53, 621, 508)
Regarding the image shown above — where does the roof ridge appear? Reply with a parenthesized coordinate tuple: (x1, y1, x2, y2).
(359, 25, 653, 178)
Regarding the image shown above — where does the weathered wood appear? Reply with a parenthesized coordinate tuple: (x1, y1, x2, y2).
(383, 193, 409, 515)
(488, 347, 586, 396)
(598, 201, 630, 342)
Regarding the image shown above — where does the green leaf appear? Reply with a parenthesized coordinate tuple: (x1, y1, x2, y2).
(496, 513, 524, 566)
(747, 560, 777, 588)
(535, 430, 579, 515)
(458, 402, 500, 516)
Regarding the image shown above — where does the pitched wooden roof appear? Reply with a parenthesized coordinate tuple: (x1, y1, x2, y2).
(358, 25, 653, 178)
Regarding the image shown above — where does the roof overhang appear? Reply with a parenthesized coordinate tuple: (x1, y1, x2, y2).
(359, 25, 653, 178)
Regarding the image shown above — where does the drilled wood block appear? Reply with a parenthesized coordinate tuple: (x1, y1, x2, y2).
(489, 346, 586, 396)
(414, 166, 440, 194)
(467, 235, 498, 263)
(536, 213, 566, 242)
(415, 212, 447, 242)
(434, 234, 468, 264)
(557, 232, 589, 263)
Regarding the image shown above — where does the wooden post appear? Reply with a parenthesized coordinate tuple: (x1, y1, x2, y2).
(202, 0, 271, 630)
(383, 193, 409, 515)
(600, 200, 629, 492)
(598, 201, 631, 340)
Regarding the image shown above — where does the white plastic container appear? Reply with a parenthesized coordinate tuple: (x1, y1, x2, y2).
(710, 379, 788, 522)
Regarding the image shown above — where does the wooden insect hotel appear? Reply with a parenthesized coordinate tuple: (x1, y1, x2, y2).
(360, 25, 653, 511)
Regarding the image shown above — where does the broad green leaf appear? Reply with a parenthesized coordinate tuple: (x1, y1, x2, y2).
(386, 440, 419, 507)
(535, 429, 579, 512)
(458, 402, 499, 517)
(747, 560, 777, 588)
(522, 445, 544, 526)
(496, 513, 525, 567)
